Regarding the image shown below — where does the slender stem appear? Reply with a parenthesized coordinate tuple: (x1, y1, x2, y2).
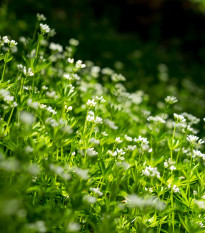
(19, 75, 24, 95)
(1, 62, 6, 82)
(36, 37, 40, 59)
(61, 147, 64, 162)
(5, 107, 14, 134)
(171, 191, 175, 232)
(32, 75, 35, 94)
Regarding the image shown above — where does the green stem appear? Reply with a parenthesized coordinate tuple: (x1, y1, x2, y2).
(1, 62, 6, 82)
(5, 107, 14, 134)
(171, 191, 175, 232)
(36, 37, 40, 59)
(61, 147, 64, 162)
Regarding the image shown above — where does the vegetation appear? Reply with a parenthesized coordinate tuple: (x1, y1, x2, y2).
(0, 14, 205, 233)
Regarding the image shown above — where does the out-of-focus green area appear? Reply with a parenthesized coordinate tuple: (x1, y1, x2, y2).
(0, 0, 205, 117)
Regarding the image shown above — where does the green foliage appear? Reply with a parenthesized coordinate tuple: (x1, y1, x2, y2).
(0, 14, 205, 233)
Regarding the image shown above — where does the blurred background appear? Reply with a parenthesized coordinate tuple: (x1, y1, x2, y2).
(0, 0, 205, 116)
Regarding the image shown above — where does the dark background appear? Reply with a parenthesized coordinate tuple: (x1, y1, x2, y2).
(1, 0, 205, 114)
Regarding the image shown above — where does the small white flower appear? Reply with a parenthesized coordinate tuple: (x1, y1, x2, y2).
(174, 113, 186, 123)
(115, 137, 122, 143)
(116, 148, 125, 156)
(195, 200, 205, 209)
(76, 60, 86, 69)
(40, 23, 50, 34)
(83, 195, 97, 204)
(95, 96, 106, 103)
(90, 187, 103, 196)
(172, 185, 180, 193)
(124, 135, 132, 141)
(187, 135, 204, 145)
(10, 40, 18, 47)
(142, 165, 160, 178)
(87, 111, 95, 122)
(69, 38, 79, 46)
(49, 42, 63, 52)
(147, 116, 166, 124)
(87, 148, 98, 157)
(101, 131, 108, 136)
(67, 222, 80, 232)
(20, 111, 35, 126)
(87, 99, 97, 107)
(37, 13, 46, 21)
(165, 96, 178, 105)
(63, 73, 72, 80)
(95, 116, 103, 124)
(89, 138, 100, 145)
(68, 58, 74, 63)
(2, 36, 10, 43)
(66, 106, 72, 111)
(193, 190, 197, 196)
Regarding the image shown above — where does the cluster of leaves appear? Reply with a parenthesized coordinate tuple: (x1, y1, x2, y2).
(0, 15, 205, 233)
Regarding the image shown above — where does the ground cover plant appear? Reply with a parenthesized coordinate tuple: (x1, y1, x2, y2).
(0, 14, 205, 233)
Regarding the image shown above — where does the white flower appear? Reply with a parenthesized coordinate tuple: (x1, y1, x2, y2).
(104, 119, 118, 130)
(195, 200, 205, 209)
(67, 222, 80, 232)
(116, 148, 125, 156)
(193, 190, 198, 196)
(90, 187, 103, 196)
(40, 23, 50, 34)
(65, 105, 73, 111)
(124, 135, 132, 141)
(69, 38, 79, 46)
(49, 42, 63, 52)
(142, 165, 160, 178)
(182, 112, 200, 125)
(95, 116, 103, 124)
(87, 148, 98, 157)
(115, 137, 122, 143)
(63, 73, 72, 80)
(170, 165, 176, 171)
(172, 185, 180, 193)
(10, 40, 17, 47)
(87, 111, 95, 122)
(134, 136, 149, 145)
(83, 195, 97, 204)
(68, 58, 74, 63)
(20, 111, 35, 126)
(174, 113, 186, 123)
(96, 96, 106, 103)
(111, 73, 126, 82)
(126, 194, 166, 210)
(101, 131, 108, 136)
(87, 99, 97, 107)
(46, 106, 57, 115)
(107, 150, 117, 156)
(37, 13, 46, 21)
(74, 168, 89, 180)
(165, 96, 178, 105)
(18, 64, 34, 76)
(89, 138, 100, 145)
(187, 135, 204, 145)
(126, 145, 136, 151)
(27, 99, 39, 109)
(46, 91, 58, 99)
(164, 158, 176, 170)
(2, 36, 10, 43)
(76, 60, 86, 69)
(27, 68, 34, 76)
(193, 149, 205, 159)
(147, 116, 166, 124)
